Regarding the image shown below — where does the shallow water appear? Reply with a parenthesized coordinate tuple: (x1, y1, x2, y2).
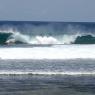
(0, 59, 95, 74)
(0, 75, 95, 95)
(0, 59, 94, 95)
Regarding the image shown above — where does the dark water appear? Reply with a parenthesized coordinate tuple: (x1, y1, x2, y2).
(0, 75, 95, 95)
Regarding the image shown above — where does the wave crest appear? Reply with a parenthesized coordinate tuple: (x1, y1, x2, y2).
(0, 29, 95, 45)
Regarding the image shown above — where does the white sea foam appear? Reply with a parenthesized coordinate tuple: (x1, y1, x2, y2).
(0, 45, 95, 60)
(6, 32, 79, 44)
(5, 31, 59, 44)
(0, 28, 14, 34)
(34, 36, 59, 44)
(61, 34, 79, 44)
(0, 71, 95, 75)
(6, 32, 30, 44)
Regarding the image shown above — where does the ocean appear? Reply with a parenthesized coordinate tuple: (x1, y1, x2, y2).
(0, 21, 95, 95)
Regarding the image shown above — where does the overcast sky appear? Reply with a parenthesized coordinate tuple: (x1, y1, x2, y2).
(0, 0, 95, 22)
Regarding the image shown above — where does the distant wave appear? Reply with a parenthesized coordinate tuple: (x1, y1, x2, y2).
(1, 30, 95, 45)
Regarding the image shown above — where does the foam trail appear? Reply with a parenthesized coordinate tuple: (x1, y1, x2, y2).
(0, 71, 95, 75)
(0, 45, 95, 60)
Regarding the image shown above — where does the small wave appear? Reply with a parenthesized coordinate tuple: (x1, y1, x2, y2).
(0, 71, 95, 76)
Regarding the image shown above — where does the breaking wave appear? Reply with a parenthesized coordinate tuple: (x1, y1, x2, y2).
(0, 21, 95, 45)
(1, 30, 95, 45)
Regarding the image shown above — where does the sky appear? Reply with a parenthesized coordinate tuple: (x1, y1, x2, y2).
(0, 0, 95, 22)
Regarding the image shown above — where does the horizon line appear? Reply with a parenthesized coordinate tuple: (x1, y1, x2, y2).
(0, 20, 94, 23)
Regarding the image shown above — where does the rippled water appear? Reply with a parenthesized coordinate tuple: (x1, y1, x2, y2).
(0, 59, 94, 95)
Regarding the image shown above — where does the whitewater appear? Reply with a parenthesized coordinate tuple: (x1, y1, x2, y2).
(0, 44, 95, 60)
